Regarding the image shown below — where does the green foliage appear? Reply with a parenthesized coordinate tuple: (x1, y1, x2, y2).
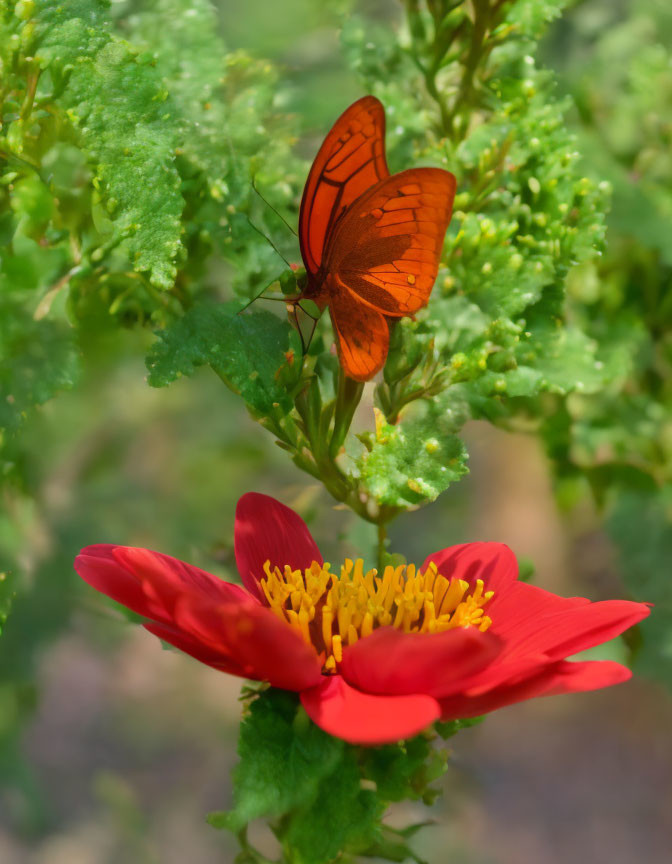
(208, 0, 611, 531)
(283, 748, 381, 864)
(209, 687, 451, 864)
(358, 403, 468, 508)
(435, 715, 485, 739)
(536, 0, 672, 685)
(210, 689, 345, 832)
(1, 0, 619, 536)
(1, 0, 670, 854)
(209, 689, 382, 863)
(345, 0, 610, 436)
(147, 303, 301, 416)
(33, 0, 184, 289)
(0, 302, 79, 434)
(360, 734, 448, 805)
(126, 0, 303, 299)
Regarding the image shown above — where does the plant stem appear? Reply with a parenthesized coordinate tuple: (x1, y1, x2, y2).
(329, 368, 364, 460)
(450, 0, 491, 138)
(20, 65, 40, 122)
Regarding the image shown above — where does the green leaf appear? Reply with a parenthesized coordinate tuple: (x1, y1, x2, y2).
(286, 748, 382, 864)
(214, 689, 344, 832)
(0, 300, 79, 433)
(127, 0, 229, 184)
(33, 0, 184, 288)
(435, 716, 485, 740)
(360, 735, 447, 804)
(146, 303, 300, 415)
(358, 404, 469, 508)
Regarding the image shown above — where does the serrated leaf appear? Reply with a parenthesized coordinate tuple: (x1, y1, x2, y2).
(146, 303, 299, 415)
(0, 300, 79, 433)
(33, 0, 184, 288)
(215, 689, 344, 832)
(358, 406, 468, 508)
(360, 736, 439, 803)
(285, 747, 382, 864)
(435, 716, 485, 740)
(525, 323, 604, 396)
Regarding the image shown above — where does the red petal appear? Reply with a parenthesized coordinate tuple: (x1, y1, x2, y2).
(439, 660, 632, 719)
(487, 581, 589, 637)
(234, 492, 323, 601)
(172, 595, 323, 692)
(300, 675, 441, 745)
(421, 542, 518, 598)
(444, 593, 647, 696)
(75, 544, 249, 624)
(340, 626, 502, 698)
(75, 545, 147, 614)
(498, 598, 650, 662)
(113, 546, 249, 615)
(76, 542, 323, 691)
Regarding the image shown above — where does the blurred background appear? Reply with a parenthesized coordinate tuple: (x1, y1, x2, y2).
(1, 0, 672, 862)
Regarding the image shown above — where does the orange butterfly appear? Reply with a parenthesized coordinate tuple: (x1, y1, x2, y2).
(297, 95, 457, 382)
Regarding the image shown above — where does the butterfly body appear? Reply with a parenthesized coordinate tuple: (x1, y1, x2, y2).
(298, 96, 456, 381)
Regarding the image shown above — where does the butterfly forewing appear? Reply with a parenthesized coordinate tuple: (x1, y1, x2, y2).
(326, 168, 457, 316)
(299, 96, 389, 277)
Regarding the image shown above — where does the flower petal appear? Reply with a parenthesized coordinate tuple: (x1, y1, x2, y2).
(439, 659, 632, 719)
(487, 581, 589, 638)
(421, 542, 518, 597)
(75, 544, 249, 624)
(171, 594, 323, 692)
(300, 675, 441, 745)
(441, 595, 647, 696)
(340, 626, 502, 698)
(75, 545, 147, 613)
(234, 492, 323, 600)
(498, 598, 651, 662)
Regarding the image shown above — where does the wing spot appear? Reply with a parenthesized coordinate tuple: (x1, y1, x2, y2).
(407, 274, 416, 285)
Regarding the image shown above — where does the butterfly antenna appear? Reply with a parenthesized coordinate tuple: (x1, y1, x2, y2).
(252, 180, 299, 238)
(237, 284, 270, 315)
(245, 216, 293, 269)
(238, 290, 298, 315)
(295, 301, 319, 353)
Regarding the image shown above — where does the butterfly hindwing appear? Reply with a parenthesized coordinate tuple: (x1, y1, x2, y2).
(329, 288, 389, 382)
(325, 167, 456, 316)
(299, 96, 389, 277)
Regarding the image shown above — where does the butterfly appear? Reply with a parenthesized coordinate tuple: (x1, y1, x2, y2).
(297, 95, 457, 382)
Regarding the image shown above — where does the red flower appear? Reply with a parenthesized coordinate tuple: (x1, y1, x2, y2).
(74, 493, 649, 745)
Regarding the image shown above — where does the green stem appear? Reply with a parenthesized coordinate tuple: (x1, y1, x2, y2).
(20, 65, 40, 122)
(236, 826, 276, 864)
(449, 0, 490, 139)
(329, 368, 364, 460)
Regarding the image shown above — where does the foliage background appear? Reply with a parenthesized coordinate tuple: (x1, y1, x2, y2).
(1, 0, 671, 861)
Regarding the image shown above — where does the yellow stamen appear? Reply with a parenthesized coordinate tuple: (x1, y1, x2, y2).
(259, 558, 494, 673)
(332, 634, 343, 663)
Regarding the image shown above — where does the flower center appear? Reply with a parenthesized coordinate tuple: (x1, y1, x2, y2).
(260, 558, 494, 673)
